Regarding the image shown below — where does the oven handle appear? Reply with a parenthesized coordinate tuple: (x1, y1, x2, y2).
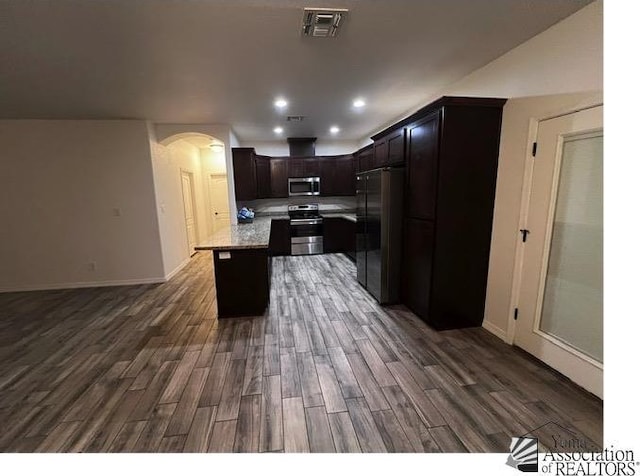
(290, 218, 323, 225)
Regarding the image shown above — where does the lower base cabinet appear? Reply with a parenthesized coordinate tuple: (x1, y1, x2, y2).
(213, 249, 270, 317)
(268, 219, 291, 256)
(403, 218, 435, 322)
(323, 217, 356, 256)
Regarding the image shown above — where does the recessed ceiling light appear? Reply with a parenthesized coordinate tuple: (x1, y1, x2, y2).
(329, 126, 340, 134)
(352, 98, 366, 108)
(274, 98, 288, 109)
(273, 126, 284, 134)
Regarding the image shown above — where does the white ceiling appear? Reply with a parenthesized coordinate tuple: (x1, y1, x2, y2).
(1, 0, 592, 142)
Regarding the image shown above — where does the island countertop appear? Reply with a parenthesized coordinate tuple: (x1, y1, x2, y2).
(194, 217, 273, 251)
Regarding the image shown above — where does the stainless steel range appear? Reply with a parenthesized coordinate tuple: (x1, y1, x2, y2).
(288, 204, 323, 256)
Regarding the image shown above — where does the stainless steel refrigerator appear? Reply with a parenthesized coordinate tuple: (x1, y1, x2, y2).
(356, 167, 404, 304)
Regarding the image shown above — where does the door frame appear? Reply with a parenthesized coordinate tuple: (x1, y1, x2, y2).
(180, 168, 198, 256)
(506, 101, 604, 345)
(207, 172, 230, 234)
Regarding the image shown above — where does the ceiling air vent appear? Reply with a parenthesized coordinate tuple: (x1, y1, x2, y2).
(286, 115, 305, 122)
(302, 8, 348, 38)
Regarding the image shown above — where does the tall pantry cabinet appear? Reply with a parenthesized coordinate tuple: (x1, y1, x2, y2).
(393, 97, 506, 330)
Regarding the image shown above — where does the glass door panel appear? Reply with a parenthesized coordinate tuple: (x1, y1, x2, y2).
(538, 133, 603, 362)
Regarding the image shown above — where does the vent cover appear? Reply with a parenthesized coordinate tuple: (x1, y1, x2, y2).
(302, 8, 348, 37)
(286, 115, 305, 122)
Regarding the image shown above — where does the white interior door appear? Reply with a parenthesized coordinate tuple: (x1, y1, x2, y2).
(208, 174, 230, 233)
(181, 171, 197, 256)
(515, 106, 603, 398)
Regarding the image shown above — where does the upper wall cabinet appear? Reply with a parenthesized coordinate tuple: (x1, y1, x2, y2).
(406, 112, 440, 221)
(319, 155, 355, 196)
(288, 157, 319, 178)
(255, 155, 271, 199)
(355, 128, 405, 174)
(269, 158, 288, 198)
(356, 144, 374, 173)
(372, 128, 406, 169)
(232, 148, 257, 201)
(232, 149, 356, 200)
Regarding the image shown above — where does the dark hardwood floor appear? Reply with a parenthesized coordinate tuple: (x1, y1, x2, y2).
(0, 252, 602, 452)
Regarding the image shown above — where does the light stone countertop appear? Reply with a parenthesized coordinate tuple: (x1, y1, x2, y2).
(194, 212, 356, 252)
(321, 212, 357, 223)
(195, 217, 273, 251)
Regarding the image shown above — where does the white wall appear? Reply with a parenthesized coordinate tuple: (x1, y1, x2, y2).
(0, 119, 165, 291)
(243, 140, 359, 156)
(155, 124, 238, 222)
(149, 137, 208, 278)
(444, 1, 602, 99)
(167, 140, 211, 246)
(433, 1, 603, 340)
(483, 92, 602, 340)
(200, 147, 227, 175)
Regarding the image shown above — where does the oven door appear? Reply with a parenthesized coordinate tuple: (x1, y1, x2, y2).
(288, 177, 320, 197)
(290, 218, 323, 255)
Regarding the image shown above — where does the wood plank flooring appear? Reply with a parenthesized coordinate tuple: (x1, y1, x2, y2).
(0, 252, 603, 452)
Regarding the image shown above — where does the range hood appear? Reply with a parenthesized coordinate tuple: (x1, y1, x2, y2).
(287, 137, 317, 156)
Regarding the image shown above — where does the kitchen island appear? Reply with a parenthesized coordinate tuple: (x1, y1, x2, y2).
(195, 217, 273, 317)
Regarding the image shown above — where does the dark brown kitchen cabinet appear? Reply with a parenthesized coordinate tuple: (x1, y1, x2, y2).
(213, 248, 269, 317)
(397, 96, 506, 330)
(373, 140, 387, 169)
(288, 157, 318, 178)
(386, 129, 406, 165)
(270, 158, 288, 198)
(233, 148, 356, 199)
(323, 217, 355, 254)
(320, 155, 354, 196)
(319, 157, 335, 195)
(406, 112, 440, 221)
(372, 128, 405, 169)
(403, 218, 435, 319)
(255, 155, 271, 198)
(303, 158, 319, 176)
(338, 155, 356, 195)
(232, 148, 257, 201)
(357, 144, 374, 172)
(268, 219, 290, 256)
(288, 158, 304, 178)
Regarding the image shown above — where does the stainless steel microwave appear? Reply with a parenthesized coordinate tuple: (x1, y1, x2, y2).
(288, 177, 320, 196)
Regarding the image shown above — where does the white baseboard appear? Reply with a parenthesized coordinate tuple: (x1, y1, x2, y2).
(0, 276, 167, 293)
(0, 256, 195, 294)
(482, 320, 508, 342)
(164, 257, 191, 281)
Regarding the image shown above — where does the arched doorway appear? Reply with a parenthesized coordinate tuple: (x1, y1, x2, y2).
(154, 132, 231, 267)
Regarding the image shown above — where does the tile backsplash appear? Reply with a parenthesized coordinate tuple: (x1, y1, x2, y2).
(237, 196, 356, 216)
